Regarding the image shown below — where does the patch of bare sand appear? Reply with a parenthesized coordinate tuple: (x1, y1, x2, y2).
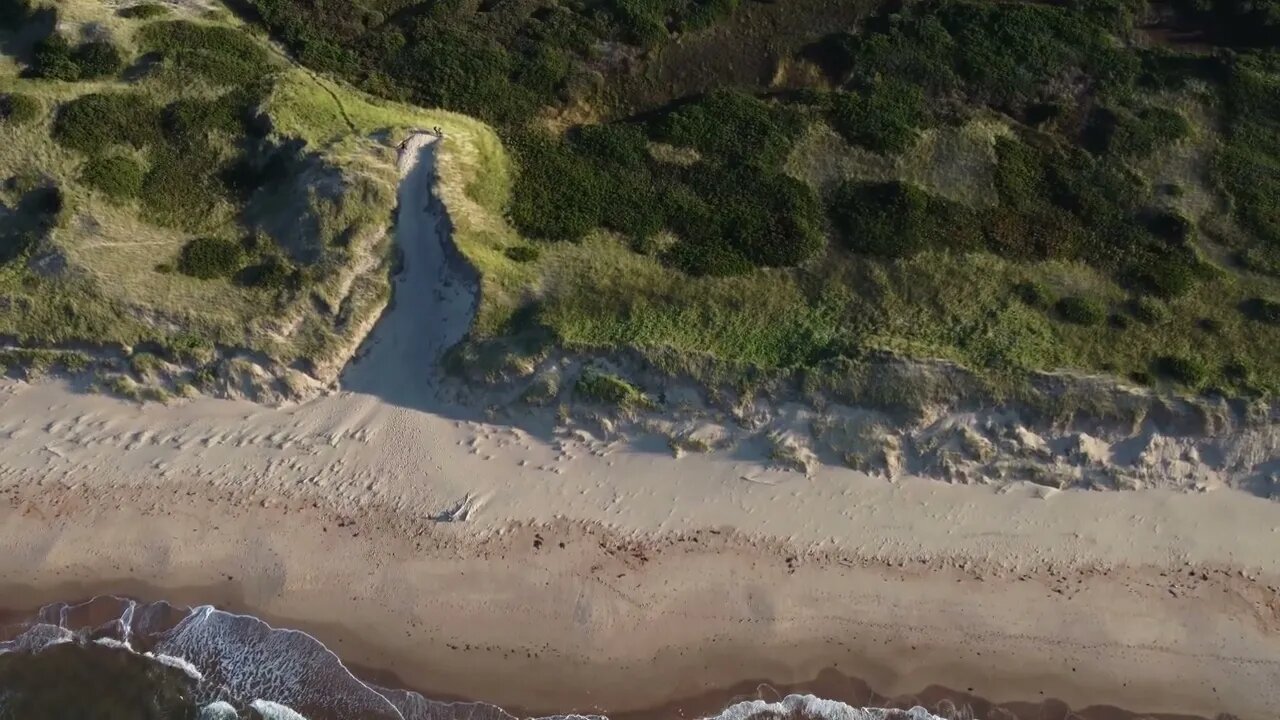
(0, 135, 1277, 718)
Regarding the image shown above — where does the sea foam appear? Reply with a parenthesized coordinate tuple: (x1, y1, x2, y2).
(0, 597, 944, 720)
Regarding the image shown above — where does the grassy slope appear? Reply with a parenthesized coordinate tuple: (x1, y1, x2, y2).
(3, 0, 1277, 406)
(0, 1, 494, 382)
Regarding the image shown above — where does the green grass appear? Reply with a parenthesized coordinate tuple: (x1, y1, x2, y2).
(575, 367, 651, 408)
(0, 0, 412, 372)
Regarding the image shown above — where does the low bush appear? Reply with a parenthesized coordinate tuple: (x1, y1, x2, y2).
(829, 180, 978, 258)
(828, 79, 927, 154)
(576, 368, 647, 406)
(1013, 280, 1052, 308)
(141, 144, 228, 229)
(504, 245, 541, 263)
(176, 237, 244, 279)
(119, 3, 169, 19)
(80, 154, 145, 201)
(1055, 296, 1106, 325)
(0, 93, 41, 125)
(507, 131, 606, 241)
(31, 33, 81, 80)
(1154, 354, 1208, 387)
(163, 92, 254, 140)
(569, 123, 649, 169)
(1085, 105, 1190, 157)
(671, 162, 824, 273)
(236, 255, 299, 291)
(653, 90, 804, 168)
(1130, 295, 1171, 324)
(74, 40, 126, 78)
(52, 93, 162, 154)
(138, 20, 275, 86)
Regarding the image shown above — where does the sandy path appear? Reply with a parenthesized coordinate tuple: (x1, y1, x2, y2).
(0, 136, 1278, 717)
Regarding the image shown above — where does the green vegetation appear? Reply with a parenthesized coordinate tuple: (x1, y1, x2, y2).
(137, 20, 276, 87)
(31, 34, 126, 81)
(0, 0, 444, 378)
(118, 3, 169, 20)
(176, 237, 243, 279)
(247, 0, 1269, 400)
(2, 0, 1279, 407)
(575, 368, 650, 408)
(827, 80, 928, 154)
(1056, 296, 1107, 326)
(79, 154, 144, 202)
(0, 92, 39, 124)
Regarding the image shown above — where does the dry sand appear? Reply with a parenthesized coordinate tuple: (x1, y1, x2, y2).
(1, 135, 1278, 718)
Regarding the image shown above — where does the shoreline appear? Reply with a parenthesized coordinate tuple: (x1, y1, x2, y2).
(0, 133, 1277, 720)
(0, 493, 1275, 719)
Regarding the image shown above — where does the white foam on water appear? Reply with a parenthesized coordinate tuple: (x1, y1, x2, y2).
(145, 651, 206, 681)
(155, 605, 404, 720)
(1, 599, 950, 720)
(93, 637, 132, 650)
(0, 623, 73, 653)
(252, 699, 313, 720)
(706, 695, 942, 720)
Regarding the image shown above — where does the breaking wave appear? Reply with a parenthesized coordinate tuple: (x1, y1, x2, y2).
(0, 597, 940, 720)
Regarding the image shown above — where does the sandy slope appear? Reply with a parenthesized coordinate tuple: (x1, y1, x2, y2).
(0, 136, 1278, 717)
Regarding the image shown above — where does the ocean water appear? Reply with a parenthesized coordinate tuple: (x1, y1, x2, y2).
(0, 597, 940, 720)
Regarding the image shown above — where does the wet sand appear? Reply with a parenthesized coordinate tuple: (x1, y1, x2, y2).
(1, 135, 1277, 720)
(0, 491, 1275, 719)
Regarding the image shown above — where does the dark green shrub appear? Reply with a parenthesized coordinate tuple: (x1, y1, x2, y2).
(1127, 255, 1202, 298)
(1154, 354, 1207, 387)
(163, 92, 253, 139)
(829, 180, 979, 258)
(176, 237, 244, 279)
(80, 154, 145, 201)
(1086, 105, 1190, 157)
(0, 93, 41, 125)
(1013, 280, 1052, 308)
(828, 79, 927, 153)
(138, 20, 275, 86)
(74, 40, 125, 78)
(678, 163, 825, 271)
(119, 3, 169, 19)
(602, 170, 665, 241)
(1240, 296, 1280, 324)
(237, 255, 299, 290)
(576, 368, 647, 406)
(1055, 295, 1106, 325)
(141, 144, 228, 229)
(654, 90, 804, 168)
(31, 34, 81, 81)
(389, 21, 535, 123)
(1130, 295, 1170, 324)
(52, 93, 162, 154)
(504, 245, 541, 263)
(570, 123, 648, 169)
(507, 131, 605, 241)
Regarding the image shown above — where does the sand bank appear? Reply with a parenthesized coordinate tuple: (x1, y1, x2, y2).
(0, 136, 1277, 719)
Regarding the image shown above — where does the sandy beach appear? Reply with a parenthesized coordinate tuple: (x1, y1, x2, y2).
(1, 136, 1278, 719)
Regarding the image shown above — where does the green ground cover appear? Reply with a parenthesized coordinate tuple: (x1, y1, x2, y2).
(0, 0, 473, 382)
(239, 0, 1280, 399)
(5, 0, 1279, 405)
